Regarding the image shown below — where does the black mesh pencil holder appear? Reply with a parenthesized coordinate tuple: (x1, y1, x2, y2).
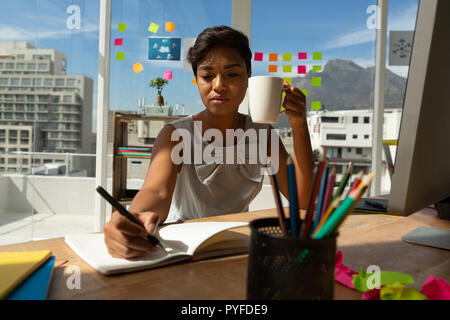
(246, 218, 338, 300)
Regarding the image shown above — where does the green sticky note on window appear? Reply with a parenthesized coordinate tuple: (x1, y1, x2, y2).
(313, 52, 322, 60)
(116, 52, 125, 61)
(313, 65, 322, 72)
(300, 89, 308, 96)
(282, 65, 292, 73)
(311, 101, 321, 110)
(282, 53, 292, 61)
(283, 77, 292, 86)
(118, 23, 127, 31)
(312, 77, 321, 86)
(148, 22, 159, 33)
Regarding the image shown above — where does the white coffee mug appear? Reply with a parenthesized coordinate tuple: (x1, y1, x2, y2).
(248, 76, 283, 124)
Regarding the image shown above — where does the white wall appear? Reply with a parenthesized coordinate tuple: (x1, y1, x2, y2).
(0, 176, 11, 213)
(0, 174, 280, 216)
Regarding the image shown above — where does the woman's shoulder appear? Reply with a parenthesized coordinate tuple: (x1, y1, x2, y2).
(165, 115, 194, 131)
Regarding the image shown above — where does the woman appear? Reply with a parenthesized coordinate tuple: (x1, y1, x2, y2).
(104, 25, 314, 258)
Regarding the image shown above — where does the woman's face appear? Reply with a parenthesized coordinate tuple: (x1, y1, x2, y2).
(196, 45, 250, 116)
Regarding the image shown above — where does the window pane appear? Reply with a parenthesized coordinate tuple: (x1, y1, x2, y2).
(0, 0, 99, 244)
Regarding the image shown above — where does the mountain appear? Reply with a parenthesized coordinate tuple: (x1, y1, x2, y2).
(273, 59, 407, 128)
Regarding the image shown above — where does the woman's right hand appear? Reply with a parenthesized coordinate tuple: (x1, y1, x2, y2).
(103, 210, 161, 259)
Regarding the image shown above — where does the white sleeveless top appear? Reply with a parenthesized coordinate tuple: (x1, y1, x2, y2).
(165, 114, 271, 222)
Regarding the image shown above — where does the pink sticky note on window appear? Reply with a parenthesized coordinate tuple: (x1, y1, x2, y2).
(114, 38, 123, 46)
(254, 52, 263, 61)
(297, 65, 306, 74)
(298, 52, 307, 60)
(163, 70, 173, 80)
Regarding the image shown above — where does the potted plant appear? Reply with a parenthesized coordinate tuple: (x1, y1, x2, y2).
(149, 77, 168, 107)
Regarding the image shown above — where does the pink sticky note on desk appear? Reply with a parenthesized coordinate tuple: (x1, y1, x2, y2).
(334, 250, 358, 289)
(254, 52, 263, 61)
(114, 38, 123, 46)
(421, 276, 450, 300)
(163, 70, 173, 80)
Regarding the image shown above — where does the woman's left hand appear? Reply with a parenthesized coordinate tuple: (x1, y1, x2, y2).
(281, 82, 307, 128)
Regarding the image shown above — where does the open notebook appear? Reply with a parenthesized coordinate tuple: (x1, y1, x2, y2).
(65, 221, 249, 275)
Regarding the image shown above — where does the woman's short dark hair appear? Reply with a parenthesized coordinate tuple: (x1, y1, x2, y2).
(187, 25, 252, 77)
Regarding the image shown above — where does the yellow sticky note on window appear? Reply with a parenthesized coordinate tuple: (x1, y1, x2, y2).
(281, 77, 292, 112)
(311, 101, 321, 110)
(132, 62, 143, 74)
(165, 22, 175, 32)
(192, 77, 197, 86)
(148, 22, 159, 33)
(282, 53, 292, 61)
(282, 65, 292, 73)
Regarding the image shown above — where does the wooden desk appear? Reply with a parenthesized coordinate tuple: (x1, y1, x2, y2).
(1, 208, 449, 300)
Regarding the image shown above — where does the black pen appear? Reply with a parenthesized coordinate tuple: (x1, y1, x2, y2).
(96, 186, 166, 251)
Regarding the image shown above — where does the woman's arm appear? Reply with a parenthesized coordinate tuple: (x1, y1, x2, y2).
(103, 124, 182, 258)
(268, 84, 314, 209)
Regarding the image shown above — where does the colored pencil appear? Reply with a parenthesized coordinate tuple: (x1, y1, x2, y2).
(342, 168, 365, 199)
(332, 162, 353, 202)
(301, 152, 327, 238)
(350, 168, 365, 192)
(267, 166, 288, 236)
(320, 165, 336, 219)
(312, 191, 345, 238)
(333, 173, 375, 232)
(312, 163, 328, 233)
(287, 156, 300, 237)
(313, 173, 375, 239)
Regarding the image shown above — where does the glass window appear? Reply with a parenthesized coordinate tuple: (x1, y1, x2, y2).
(11, 78, 19, 85)
(6, 63, 14, 69)
(352, 134, 358, 139)
(63, 96, 72, 103)
(364, 116, 370, 124)
(364, 134, 369, 139)
(66, 79, 75, 86)
(21, 78, 31, 85)
(55, 78, 64, 86)
(17, 63, 25, 70)
(356, 148, 363, 155)
(326, 134, 346, 140)
(44, 78, 53, 86)
(352, 116, 359, 123)
(38, 63, 47, 70)
(27, 63, 36, 70)
(321, 116, 339, 123)
(0, 78, 8, 85)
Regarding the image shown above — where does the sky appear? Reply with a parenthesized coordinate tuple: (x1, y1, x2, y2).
(0, 0, 419, 132)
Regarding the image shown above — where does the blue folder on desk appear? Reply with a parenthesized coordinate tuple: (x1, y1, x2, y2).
(6, 256, 55, 300)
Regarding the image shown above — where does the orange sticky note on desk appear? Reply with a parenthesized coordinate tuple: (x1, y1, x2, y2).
(132, 62, 143, 74)
(165, 22, 175, 31)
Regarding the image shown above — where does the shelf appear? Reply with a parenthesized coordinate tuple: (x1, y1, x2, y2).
(114, 154, 151, 159)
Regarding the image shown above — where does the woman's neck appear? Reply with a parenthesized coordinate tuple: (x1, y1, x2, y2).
(194, 110, 244, 136)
